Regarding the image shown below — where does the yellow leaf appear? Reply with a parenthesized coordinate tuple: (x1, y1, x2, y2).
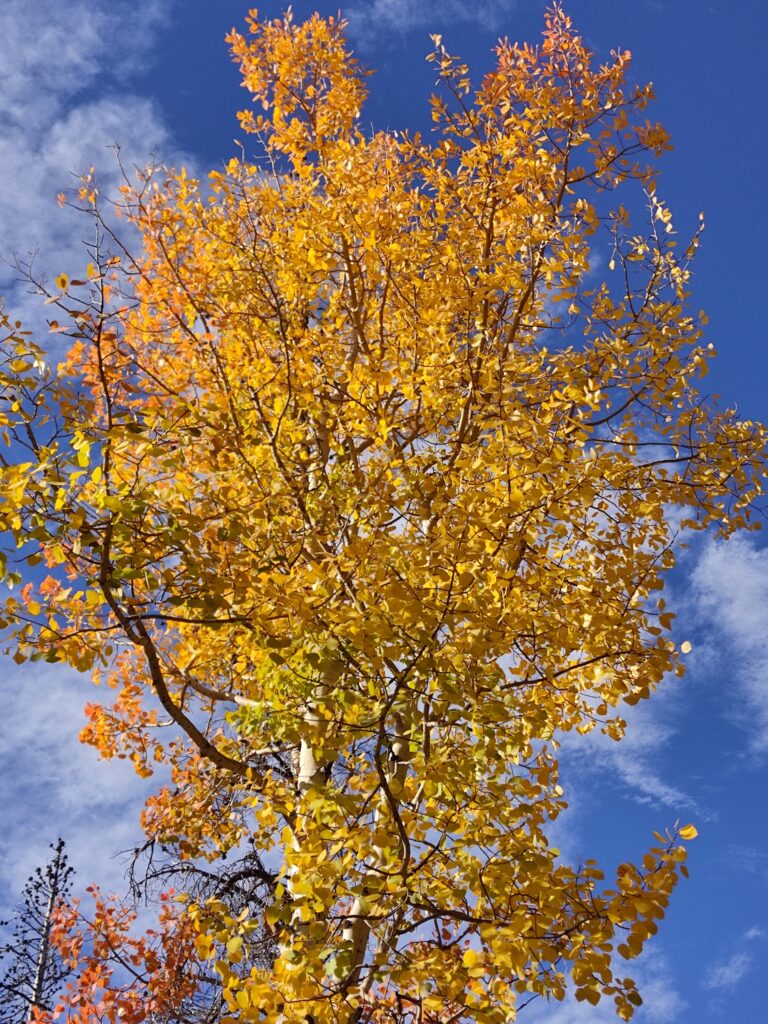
(679, 824, 698, 840)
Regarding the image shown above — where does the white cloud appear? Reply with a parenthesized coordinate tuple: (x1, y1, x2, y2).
(0, 0, 184, 909)
(688, 535, 768, 751)
(526, 997, 619, 1024)
(0, 660, 155, 912)
(0, 0, 185, 332)
(744, 925, 765, 941)
(0, 97, 171, 300)
(638, 967, 688, 1023)
(345, 0, 518, 43)
(598, 698, 693, 809)
(0, 0, 172, 125)
(559, 533, 768, 811)
(702, 950, 753, 991)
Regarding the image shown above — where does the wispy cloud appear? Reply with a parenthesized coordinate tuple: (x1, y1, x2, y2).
(725, 843, 768, 876)
(560, 533, 768, 810)
(597, 699, 693, 809)
(687, 535, 768, 752)
(0, 1, 171, 127)
(526, 997, 619, 1023)
(703, 950, 753, 991)
(0, 0, 183, 330)
(0, 0, 182, 905)
(0, 661, 155, 912)
(560, 680, 695, 812)
(344, 0, 518, 44)
(637, 952, 688, 1023)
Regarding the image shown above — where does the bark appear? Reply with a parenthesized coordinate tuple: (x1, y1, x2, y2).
(341, 713, 413, 992)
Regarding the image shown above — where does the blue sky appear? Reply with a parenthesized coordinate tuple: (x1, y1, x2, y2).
(0, 1, 766, 1021)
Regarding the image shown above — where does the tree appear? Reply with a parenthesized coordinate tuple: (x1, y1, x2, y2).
(0, 839, 74, 1022)
(48, 886, 220, 1024)
(42, 842, 278, 1024)
(0, 6, 765, 1022)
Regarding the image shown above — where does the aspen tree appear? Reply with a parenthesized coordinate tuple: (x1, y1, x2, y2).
(0, 7, 765, 1023)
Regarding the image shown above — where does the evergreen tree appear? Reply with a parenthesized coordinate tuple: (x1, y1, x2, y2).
(0, 840, 74, 1023)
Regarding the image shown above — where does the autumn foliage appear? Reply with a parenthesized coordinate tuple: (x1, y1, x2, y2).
(0, 6, 765, 1023)
(48, 889, 199, 1023)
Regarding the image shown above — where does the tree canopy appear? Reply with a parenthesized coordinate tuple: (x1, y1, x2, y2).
(0, 6, 765, 1023)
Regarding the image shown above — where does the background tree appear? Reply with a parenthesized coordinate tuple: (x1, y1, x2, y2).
(0, 839, 74, 1023)
(49, 885, 222, 1024)
(6, 844, 276, 1024)
(0, 6, 765, 1023)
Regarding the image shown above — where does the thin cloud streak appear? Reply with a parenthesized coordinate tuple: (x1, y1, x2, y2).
(345, 0, 518, 43)
(702, 951, 753, 991)
(559, 681, 695, 812)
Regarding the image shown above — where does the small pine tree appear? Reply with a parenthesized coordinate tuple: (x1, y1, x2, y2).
(0, 839, 74, 1023)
